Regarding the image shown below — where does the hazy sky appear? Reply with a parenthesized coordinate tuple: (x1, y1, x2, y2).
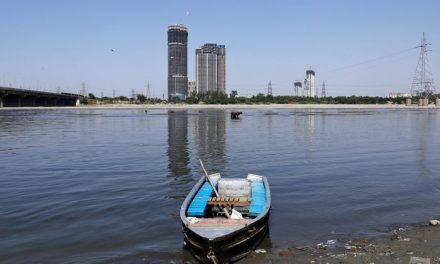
(1, 0, 439, 97)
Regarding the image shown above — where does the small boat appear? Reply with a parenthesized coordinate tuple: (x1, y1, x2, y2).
(180, 173, 271, 263)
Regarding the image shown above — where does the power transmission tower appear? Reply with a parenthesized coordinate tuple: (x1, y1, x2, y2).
(81, 82, 87, 96)
(267, 80, 272, 96)
(146, 81, 151, 98)
(113, 88, 116, 98)
(321, 81, 326, 98)
(411, 32, 435, 98)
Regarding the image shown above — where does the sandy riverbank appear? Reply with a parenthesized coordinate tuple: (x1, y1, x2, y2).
(1, 103, 439, 110)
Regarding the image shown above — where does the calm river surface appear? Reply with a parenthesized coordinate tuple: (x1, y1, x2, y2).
(1, 108, 440, 263)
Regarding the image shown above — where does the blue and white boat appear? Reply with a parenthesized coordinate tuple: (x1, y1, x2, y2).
(180, 173, 271, 263)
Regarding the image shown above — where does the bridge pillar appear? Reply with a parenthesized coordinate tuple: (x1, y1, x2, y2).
(0, 97, 3, 108)
(29, 96, 36, 106)
(424, 98, 429, 106)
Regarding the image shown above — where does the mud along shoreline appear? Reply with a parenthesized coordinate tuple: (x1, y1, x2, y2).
(241, 223, 440, 264)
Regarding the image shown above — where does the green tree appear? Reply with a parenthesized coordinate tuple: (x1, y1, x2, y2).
(137, 94, 147, 103)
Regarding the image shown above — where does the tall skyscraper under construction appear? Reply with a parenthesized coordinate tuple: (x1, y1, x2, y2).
(168, 24, 188, 100)
(304, 70, 315, 97)
(195, 43, 226, 94)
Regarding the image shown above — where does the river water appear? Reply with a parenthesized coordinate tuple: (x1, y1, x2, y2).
(1, 108, 440, 263)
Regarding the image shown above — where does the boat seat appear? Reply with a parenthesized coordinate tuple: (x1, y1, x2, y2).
(187, 174, 221, 217)
(249, 179, 266, 217)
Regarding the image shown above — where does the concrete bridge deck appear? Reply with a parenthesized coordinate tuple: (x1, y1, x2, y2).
(0, 87, 80, 107)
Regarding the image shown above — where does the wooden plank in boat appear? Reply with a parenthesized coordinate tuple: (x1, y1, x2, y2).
(207, 197, 250, 206)
(190, 218, 249, 226)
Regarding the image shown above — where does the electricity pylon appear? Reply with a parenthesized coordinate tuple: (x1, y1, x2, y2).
(411, 33, 435, 98)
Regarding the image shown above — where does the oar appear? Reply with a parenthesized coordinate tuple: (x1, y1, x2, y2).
(199, 159, 231, 219)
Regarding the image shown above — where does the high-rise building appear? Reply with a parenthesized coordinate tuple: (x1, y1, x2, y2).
(188, 80, 196, 95)
(168, 24, 188, 100)
(304, 70, 315, 97)
(294, 81, 302, 96)
(195, 43, 226, 94)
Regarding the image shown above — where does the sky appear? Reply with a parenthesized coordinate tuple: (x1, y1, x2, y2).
(0, 0, 439, 97)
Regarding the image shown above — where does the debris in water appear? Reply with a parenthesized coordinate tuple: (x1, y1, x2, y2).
(429, 219, 440, 225)
(326, 239, 337, 245)
(409, 256, 430, 264)
(316, 242, 327, 249)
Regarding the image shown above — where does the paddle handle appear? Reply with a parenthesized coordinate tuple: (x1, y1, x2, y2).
(199, 159, 231, 219)
(199, 159, 220, 197)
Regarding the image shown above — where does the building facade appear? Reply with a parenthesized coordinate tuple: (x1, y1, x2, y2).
(389, 92, 411, 98)
(195, 43, 226, 94)
(188, 80, 196, 95)
(304, 70, 315, 97)
(294, 81, 302, 96)
(168, 24, 188, 100)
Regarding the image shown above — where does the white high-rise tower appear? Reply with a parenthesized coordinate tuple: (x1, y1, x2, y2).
(294, 81, 302, 96)
(304, 70, 315, 97)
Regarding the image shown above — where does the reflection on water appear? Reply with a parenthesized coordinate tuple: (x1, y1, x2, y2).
(167, 111, 190, 177)
(167, 110, 226, 176)
(193, 110, 226, 172)
(304, 110, 316, 145)
(413, 110, 440, 192)
(239, 229, 273, 264)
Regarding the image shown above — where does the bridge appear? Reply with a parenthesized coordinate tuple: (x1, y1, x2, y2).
(0, 87, 80, 107)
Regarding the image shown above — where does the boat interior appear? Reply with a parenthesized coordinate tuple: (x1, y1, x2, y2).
(186, 173, 266, 229)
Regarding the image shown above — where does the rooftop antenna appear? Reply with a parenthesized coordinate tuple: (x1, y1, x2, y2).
(267, 80, 272, 96)
(410, 32, 435, 98)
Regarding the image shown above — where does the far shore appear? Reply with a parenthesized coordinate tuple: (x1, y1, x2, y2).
(1, 103, 439, 111)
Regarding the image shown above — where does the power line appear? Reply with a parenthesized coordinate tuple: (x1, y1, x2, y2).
(321, 46, 417, 75)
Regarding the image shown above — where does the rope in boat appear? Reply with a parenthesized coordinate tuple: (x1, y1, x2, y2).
(207, 250, 218, 264)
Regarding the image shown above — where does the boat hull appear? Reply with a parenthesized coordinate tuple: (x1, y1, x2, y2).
(182, 212, 270, 263)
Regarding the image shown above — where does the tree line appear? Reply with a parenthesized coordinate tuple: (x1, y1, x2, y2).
(81, 91, 439, 105)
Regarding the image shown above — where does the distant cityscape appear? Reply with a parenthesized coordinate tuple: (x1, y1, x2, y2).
(0, 25, 436, 107)
(167, 24, 324, 100)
